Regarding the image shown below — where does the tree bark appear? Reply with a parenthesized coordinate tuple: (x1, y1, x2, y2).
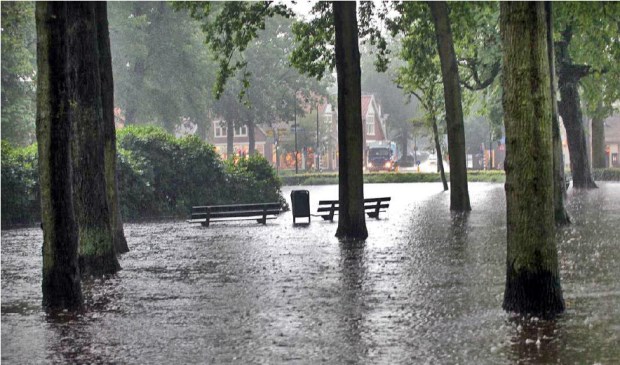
(67, 2, 120, 277)
(428, 1, 471, 211)
(333, 1, 368, 240)
(555, 28, 597, 189)
(545, 2, 570, 225)
(96, 2, 129, 254)
(500, 2, 564, 318)
(36, 1, 83, 310)
(431, 116, 448, 191)
(591, 111, 606, 169)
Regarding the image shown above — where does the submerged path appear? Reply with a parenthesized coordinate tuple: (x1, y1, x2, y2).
(2, 182, 619, 364)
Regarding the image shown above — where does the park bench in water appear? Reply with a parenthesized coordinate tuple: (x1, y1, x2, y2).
(316, 197, 391, 221)
(187, 202, 282, 227)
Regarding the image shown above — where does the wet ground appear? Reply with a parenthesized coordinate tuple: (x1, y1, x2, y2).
(2, 182, 619, 364)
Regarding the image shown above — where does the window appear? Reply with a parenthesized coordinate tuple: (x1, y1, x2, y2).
(235, 126, 248, 136)
(215, 125, 227, 137)
(366, 113, 375, 135)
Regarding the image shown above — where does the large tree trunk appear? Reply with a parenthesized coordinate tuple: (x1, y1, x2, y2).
(428, 1, 471, 211)
(545, 2, 570, 225)
(96, 2, 129, 254)
(36, 1, 83, 310)
(500, 2, 564, 318)
(555, 28, 597, 189)
(333, 2, 368, 240)
(68, 2, 120, 277)
(591, 110, 606, 169)
(431, 116, 448, 191)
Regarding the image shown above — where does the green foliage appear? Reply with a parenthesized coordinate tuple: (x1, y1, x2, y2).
(1, 140, 39, 225)
(225, 154, 288, 210)
(1, 1, 37, 146)
(108, 2, 215, 132)
(554, 2, 620, 121)
(175, 1, 293, 99)
(118, 125, 223, 219)
(2, 127, 286, 225)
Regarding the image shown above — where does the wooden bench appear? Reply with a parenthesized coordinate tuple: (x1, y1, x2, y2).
(187, 202, 282, 227)
(316, 197, 391, 221)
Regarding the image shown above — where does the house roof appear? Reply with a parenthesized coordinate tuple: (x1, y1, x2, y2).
(605, 115, 620, 142)
(361, 95, 373, 118)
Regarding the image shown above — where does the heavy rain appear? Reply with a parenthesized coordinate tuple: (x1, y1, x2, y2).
(2, 1, 620, 364)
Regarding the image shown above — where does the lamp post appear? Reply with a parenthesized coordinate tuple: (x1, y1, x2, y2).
(316, 103, 320, 171)
(294, 92, 298, 174)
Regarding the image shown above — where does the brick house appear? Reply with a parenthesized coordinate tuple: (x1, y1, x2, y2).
(208, 120, 273, 160)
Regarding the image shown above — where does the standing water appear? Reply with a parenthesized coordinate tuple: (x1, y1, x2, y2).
(2, 182, 619, 364)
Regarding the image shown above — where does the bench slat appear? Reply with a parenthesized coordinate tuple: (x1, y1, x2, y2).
(316, 197, 390, 221)
(192, 209, 280, 219)
(189, 202, 281, 227)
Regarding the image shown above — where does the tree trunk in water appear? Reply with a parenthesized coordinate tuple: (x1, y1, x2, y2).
(248, 120, 256, 156)
(428, 1, 471, 211)
(36, 1, 83, 311)
(555, 28, 597, 189)
(96, 2, 129, 254)
(591, 112, 606, 169)
(67, 2, 120, 277)
(226, 119, 234, 158)
(333, 2, 368, 240)
(432, 117, 449, 191)
(500, 2, 564, 318)
(545, 2, 570, 225)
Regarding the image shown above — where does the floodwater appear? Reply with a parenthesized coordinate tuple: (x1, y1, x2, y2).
(2, 182, 619, 364)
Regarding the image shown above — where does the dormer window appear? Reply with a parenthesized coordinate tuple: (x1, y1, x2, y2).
(235, 126, 248, 136)
(366, 112, 375, 135)
(215, 124, 227, 137)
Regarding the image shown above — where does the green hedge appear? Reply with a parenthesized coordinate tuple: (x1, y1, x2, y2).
(280, 170, 506, 186)
(592, 168, 620, 181)
(1, 127, 286, 226)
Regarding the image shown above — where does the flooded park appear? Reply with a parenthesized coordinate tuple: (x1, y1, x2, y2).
(2, 182, 619, 364)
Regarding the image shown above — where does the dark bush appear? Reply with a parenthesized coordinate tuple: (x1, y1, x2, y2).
(225, 154, 289, 210)
(2, 127, 286, 226)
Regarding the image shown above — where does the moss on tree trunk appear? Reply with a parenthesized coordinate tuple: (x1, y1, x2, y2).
(36, 1, 83, 310)
(500, 1, 564, 318)
(67, 2, 120, 277)
(333, 2, 368, 240)
(428, 1, 471, 212)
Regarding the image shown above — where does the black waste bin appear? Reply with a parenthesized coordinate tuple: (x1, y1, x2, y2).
(290, 190, 310, 225)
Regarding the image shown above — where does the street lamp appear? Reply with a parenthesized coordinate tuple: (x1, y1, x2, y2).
(294, 92, 298, 174)
(316, 102, 320, 172)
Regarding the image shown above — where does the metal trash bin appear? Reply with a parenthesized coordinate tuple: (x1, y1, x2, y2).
(290, 190, 310, 225)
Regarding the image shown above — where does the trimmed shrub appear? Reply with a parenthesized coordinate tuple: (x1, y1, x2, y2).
(592, 168, 620, 181)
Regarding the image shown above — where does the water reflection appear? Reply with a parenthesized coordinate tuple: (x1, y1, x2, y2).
(338, 239, 368, 363)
